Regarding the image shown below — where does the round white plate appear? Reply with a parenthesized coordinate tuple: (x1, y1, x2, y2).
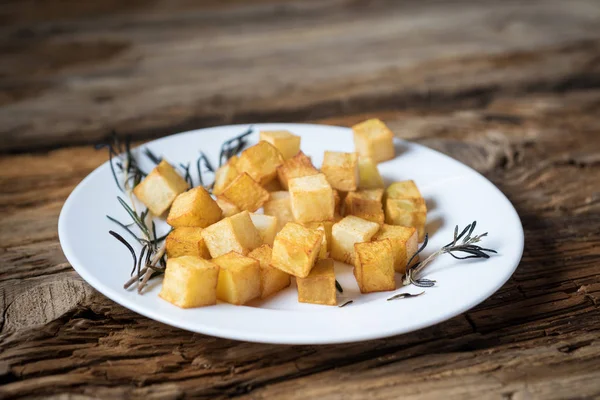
(59, 123, 523, 345)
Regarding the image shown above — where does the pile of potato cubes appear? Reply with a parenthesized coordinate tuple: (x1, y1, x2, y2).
(132, 119, 427, 308)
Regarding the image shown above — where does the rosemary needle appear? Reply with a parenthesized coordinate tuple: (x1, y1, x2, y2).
(339, 300, 353, 308)
(109, 230, 137, 275)
(387, 291, 425, 301)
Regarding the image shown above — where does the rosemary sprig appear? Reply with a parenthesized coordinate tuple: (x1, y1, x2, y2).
(219, 126, 253, 166)
(97, 134, 172, 295)
(403, 221, 497, 288)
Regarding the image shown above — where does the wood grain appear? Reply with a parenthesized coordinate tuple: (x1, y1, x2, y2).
(1, 0, 600, 151)
(1, 0, 600, 399)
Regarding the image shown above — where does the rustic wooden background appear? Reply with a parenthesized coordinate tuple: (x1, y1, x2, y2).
(1, 0, 600, 398)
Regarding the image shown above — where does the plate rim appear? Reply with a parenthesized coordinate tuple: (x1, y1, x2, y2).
(58, 123, 524, 344)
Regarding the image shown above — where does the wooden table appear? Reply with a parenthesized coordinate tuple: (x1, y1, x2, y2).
(1, 1, 599, 398)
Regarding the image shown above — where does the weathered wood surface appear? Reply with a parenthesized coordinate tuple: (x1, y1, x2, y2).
(1, 1, 600, 399)
(2, 0, 600, 151)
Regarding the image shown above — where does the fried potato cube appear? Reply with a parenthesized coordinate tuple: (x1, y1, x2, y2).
(263, 191, 295, 232)
(213, 156, 239, 195)
(315, 225, 328, 259)
(166, 186, 222, 228)
(216, 197, 240, 217)
(297, 258, 336, 306)
(249, 213, 278, 246)
(276, 151, 319, 190)
(159, 256, 219, 308)
(271, 222, 323, 278)
(248, 245, 291, 299)
(303, 221, 334, 251)
(333, 190, 342, 218)
(201, 211, 262, 257)
(236, 141, 284, 185)
(352, 118, 395, 163)
(321, 151, 359, 192)
(344, 191, 385, 226)
(213, 252, 261, 305)
(289, 174, 335, 223)
(360, 188, 384, 202)
(358, 156, 384, 189)
(165, 227, 211, 259)
(218, 172, 269, 212)
(260, 130, 301, 160)
(133, 160, 189, 216)
(373, 224, 419, 273)
(385, 180, 423, 200)
(262, 178, 283, 192)
(354, 239, 395, 293)
(331, 215, 380, 264)
(385, 197, 427, 242)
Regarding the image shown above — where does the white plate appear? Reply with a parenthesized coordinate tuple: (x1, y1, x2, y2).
(59, 123, 523, 345)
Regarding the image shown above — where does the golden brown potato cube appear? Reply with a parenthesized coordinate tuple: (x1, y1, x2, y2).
(248, 245, 291, 299)
(218, 172, 269, 212)
(373, 224, 419, 273)
(321, 151, 359, 192)
(385, 198, 427, 242)
(344, 191, 385, 226)
(201, 211, 262, 258)
(333, 189, 343, 218)
(297, 258, 336, 306)
(260, 130, 301, 160)
(166, 227, 211, 259)
(133, 160, 189, 216)
(303, 220, 334, 251)
(289, 174, 335, 223)
(271, 222, 323, 278)
(316, 225, 328, 259)
(262, 178, 283, 192)
(249, 213, 278, 246)
(159, 256, 219, 308)
(276, 151, 319, 190)
(263, 191, 294, 232)
(166, 186, 222, 228)
(358, 157, 384, 189)
(213, 156, 239, 195)
(213, 252, 261, 305)
(360, 188, 384, 202)
(236, 141, 284, 185)
(385, 180, 422, 200)
(354, 239, 395, 293)
(352, 118, 395, 163)
(331, 215, 380, 264)
(216, 197, 240, 217)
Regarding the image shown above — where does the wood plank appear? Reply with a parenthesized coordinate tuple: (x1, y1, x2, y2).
(0, 88, 599, 398)
(1, 0, 600, 151)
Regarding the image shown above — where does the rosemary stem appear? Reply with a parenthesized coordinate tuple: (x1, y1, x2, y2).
(150, 242, 166, 266)
(124, 267, 147, 289)
(404, 250, 442, 283)
(138, 268, 153, 294)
